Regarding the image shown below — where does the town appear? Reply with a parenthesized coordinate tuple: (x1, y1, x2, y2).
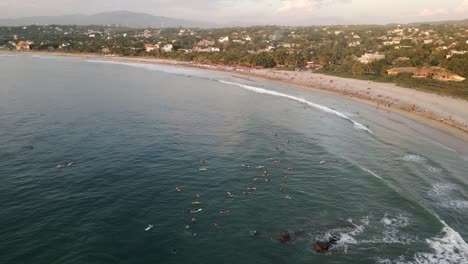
(1, 23, 467, 96)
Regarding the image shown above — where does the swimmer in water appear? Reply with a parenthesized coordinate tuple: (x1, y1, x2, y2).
(200, 159, 207, 163)
(176, 186, 181, 192)
(220, 209, 230, 214)
(226, 192, 234, 198)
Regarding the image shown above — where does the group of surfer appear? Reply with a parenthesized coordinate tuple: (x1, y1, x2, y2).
(149, 132, 338, 254)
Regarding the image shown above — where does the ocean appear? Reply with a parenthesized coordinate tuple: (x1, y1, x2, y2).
(1, 54, 467, 264)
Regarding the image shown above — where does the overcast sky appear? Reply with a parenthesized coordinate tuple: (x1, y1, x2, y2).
(1, 0, 467, 25)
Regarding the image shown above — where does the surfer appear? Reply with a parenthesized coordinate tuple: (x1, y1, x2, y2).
(220, 209, 230, 214)
(56, 164, 65, 169)
(314, 236, 339, 253)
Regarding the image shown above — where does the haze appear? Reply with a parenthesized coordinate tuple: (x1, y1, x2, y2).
(1, 0, 467, 25)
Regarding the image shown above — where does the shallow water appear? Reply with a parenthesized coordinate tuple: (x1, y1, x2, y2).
(1, 54, 467, 264)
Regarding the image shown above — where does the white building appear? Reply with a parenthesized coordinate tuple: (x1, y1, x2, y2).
(162, 44, 173, 52)
(218, 36, 229, 43)
(357, 53, 385, 64)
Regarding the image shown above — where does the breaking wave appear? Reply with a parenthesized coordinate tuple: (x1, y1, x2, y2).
(377, 221, 468, 264)
(219, 80, 373, 133)
(429, 183, 468, 209)
(86, 59, 204, 76)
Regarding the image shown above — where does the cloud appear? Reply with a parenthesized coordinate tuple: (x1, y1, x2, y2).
(277, 0, 320, 13)
(276, 0, 350, 14)
(454, 0, 468, 12)
(417, 8, 449, 17)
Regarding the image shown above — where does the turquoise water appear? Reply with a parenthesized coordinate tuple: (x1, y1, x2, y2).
(0, 54, 467, 264)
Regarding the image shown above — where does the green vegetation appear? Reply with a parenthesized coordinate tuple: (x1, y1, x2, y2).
(1, 24, 466, 98)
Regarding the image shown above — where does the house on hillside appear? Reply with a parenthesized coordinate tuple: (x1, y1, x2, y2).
(218, 37, 229, 43)
(387, 67, 465, 82)
(162, 44, 173, 52)
(197, 39, 215, 47)
(356, 53, 385, 64)
(15, 41, 32, 50)
(144, 44, 159, 52)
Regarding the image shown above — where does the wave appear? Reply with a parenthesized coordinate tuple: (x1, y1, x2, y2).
(218, 80, 373, 133)
(358, 165, 384, 180)
(377, 223, 468, 264)
(86, 59, 203, 76)
(429, 183, 468, 209)
(402, 154, 427, 163)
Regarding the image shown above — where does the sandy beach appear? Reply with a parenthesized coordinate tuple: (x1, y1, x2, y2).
(3, 50, 467, 142)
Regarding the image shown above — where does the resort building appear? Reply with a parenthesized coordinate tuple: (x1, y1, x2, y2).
(387, 67, 465, 82)
(15, 41, 32, 50)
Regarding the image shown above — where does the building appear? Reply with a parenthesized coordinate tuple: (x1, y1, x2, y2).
(162, 44, 173, 52)
(446, 50, 467, 59)
(144, 44, 159, 52)
(387, 67, 465, 82)
(306, 62, 324, 70)
(197, 39, 215, 46)
(194, 47, 220, 52)
(15, 41, 32, 50)
(218, 36, 229, 43)
(356, 53, 385, 64)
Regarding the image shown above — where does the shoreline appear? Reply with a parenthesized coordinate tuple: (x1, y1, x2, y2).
(3, 50, 468, 143)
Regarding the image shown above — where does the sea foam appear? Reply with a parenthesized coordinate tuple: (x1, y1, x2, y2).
(218, 80, 373, 133)
(377, 220, 468, 264)
(429, 183, 468, 209)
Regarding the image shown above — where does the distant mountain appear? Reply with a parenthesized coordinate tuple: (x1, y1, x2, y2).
(0, 11, 215, 28)
(407, 18, 468, 26)
(387, 18, 468, 26)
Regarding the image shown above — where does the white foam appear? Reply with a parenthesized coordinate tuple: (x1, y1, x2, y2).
(321, 217, 369, 253)
(86, 59, 200, 76)
(377, 220, 468, 264)
(427, 166, 442, 173)
(402, 154, 426, 163)
(380, 214, 415, 244)
(359, 166, 384, 180)
(218, 80, 373, 134)
(429, 183, 468, 209)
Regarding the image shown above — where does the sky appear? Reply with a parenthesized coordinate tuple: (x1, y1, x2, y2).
(1, 0, 467, 25)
